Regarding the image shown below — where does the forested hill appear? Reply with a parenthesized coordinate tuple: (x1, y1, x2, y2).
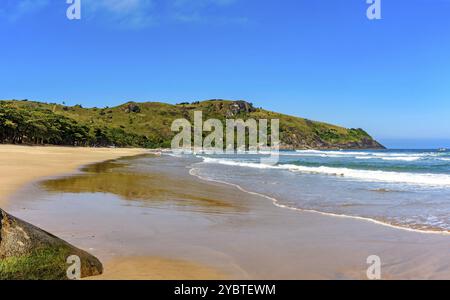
(0, 99, 384, 150)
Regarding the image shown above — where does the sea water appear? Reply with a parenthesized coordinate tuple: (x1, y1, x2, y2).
(188, 149, 450, 233)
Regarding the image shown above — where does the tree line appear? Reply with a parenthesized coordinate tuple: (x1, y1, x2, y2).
(0, 103, 161, 148)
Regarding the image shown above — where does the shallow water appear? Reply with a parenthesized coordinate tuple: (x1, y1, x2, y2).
(192, 149, 450, 232)
(41, 155, 245, 215)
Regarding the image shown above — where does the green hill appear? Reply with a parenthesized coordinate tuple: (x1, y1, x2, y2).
(0, 99, 384, 150)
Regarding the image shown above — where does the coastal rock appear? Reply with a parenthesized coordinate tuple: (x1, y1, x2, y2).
(124, 103, 141, 113)
(226, 101, 256, 117)
(0, 209, 103, 280)
(280, 129, 385, 150)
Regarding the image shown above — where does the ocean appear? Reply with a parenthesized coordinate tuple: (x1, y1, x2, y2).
(187, 149, 450, 233)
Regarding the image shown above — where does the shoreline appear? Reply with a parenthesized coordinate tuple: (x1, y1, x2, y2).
(3, 147, 450, 279)
(189, 166, 450, 236)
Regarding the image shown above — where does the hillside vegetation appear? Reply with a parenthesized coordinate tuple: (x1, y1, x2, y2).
(0, 99, 384, 149)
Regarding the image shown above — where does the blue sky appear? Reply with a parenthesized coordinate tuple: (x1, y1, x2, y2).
(1, 0, 449, 148)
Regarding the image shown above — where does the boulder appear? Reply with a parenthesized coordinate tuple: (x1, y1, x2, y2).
(124, 103, 141, 113)
(0, 209, 103, 280)
(226, 101, 256, 117)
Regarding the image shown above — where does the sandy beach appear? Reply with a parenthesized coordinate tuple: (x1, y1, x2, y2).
(0, 145, 149, 207)
(3, 150, 450, 279)
(0, 145, 227, 279)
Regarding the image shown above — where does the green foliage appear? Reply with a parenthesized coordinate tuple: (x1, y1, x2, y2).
(0, 247, 71, 280)
(0, 102, 162, 148)
(0, 99, 382, 149)
(0, 103, 90, 146)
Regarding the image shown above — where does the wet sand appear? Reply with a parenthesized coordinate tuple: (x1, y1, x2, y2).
(0, 145, 148, 207)
(6, 154, 450, 279)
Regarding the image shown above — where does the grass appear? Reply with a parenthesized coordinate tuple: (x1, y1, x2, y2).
(0, 246, 71, 280)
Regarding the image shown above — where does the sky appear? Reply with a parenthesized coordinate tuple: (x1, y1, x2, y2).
(0, 0, 449, 148)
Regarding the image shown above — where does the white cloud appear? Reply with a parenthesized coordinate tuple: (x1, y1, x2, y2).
(84, 0, 242, 28)
(0, 0, 50, 21)
(84, 0, 155, 29)
(0, 0, 243, 28)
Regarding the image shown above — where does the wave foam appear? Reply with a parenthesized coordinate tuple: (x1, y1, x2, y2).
(200, 157, 450, 187)
(355, 156, 422, 162)
(189, 166, 450, 235)
(293, 150, 450, 162)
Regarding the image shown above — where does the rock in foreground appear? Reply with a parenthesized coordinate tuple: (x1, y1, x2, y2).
(0, 209, 103, 280)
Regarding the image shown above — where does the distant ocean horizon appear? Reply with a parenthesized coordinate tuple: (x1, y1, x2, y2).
(378, 138, 450, 150)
